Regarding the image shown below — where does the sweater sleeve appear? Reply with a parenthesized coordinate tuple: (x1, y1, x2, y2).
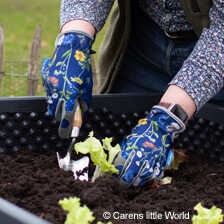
(60, 0, 115, 32)
(169, 0, 224, 111)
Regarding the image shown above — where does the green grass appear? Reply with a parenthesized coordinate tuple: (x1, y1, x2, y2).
(0, 0, 110, 96)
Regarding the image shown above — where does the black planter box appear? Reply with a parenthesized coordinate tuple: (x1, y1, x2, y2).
(0, 93, 224, 224)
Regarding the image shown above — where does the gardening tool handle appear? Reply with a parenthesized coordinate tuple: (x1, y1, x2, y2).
(71, 102, 82, 137)
(73, 102, 82, 128)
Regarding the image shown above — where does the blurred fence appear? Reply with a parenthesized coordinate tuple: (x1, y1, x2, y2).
(0, 24, 45, 97)
(0, 24, 98, 97)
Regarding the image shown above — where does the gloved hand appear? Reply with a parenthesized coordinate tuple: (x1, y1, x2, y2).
(113, 105, 186, 187)
(40, 31, 93, 139)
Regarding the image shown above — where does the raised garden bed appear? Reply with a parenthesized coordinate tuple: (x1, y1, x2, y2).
(0, 94, 224, 224)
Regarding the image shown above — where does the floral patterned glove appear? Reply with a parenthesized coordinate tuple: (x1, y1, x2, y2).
(113, 105, 186, 187)
(40, 32, 93, 139)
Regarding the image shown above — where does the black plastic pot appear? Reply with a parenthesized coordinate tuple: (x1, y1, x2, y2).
(0, 93, 224, 224)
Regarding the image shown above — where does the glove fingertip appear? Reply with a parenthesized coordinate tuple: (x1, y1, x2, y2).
(60, 119, 70, 129)
(113, 165, 123, 178)
(40, 58, 51, 75)
(58, 126, 70, 139)
(48, 106, 54, 117)
(119, 179, 131, 189)
(166, 150, 174, 167)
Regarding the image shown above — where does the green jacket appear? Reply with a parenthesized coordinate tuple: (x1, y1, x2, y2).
(94, 0, 212, 94)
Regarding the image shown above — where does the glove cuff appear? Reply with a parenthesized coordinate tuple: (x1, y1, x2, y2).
(55, 30, 94, 48)
(157, 102, 189, 124)
(152, 104, 186, 138)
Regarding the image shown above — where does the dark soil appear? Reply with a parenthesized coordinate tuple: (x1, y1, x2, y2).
(0, 149, 224, 224)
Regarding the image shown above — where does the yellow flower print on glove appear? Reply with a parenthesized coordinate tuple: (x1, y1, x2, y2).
(75, 50, 86, 62)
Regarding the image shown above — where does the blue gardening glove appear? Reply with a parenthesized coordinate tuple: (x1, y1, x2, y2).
(40, 31, 93, 139)
(113, 105, 186, 187)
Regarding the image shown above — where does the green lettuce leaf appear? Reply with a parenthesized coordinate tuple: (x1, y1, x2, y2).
(75, 131, 103, 155)
(59, 197, 95, 224)
(102, 137, 121, 164)
(74, 132, 121, 175)
(192, 203, 223, 224)
(59, 197, 112, 224)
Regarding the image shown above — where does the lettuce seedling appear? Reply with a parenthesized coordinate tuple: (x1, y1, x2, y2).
(59, 196, 112, 224)
(74, 131, 121, 181)
(192, 202, 223, 224)
(59, 197, 95, 224)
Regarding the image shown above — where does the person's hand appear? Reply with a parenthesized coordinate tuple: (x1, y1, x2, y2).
(113, 105, 186, 187)
(40, 31, 93, 138)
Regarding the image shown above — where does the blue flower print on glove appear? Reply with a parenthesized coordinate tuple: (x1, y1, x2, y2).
(41, 32, 93, 139)
(113, 105, 185, 187)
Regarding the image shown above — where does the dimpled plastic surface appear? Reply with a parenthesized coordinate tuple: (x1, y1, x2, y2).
(0, 107, 223, 162)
